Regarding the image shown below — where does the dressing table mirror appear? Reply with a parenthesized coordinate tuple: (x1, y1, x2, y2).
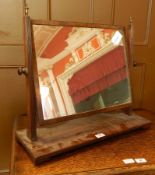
(35, 22, 132, 124)
(16, 8, 151, 165)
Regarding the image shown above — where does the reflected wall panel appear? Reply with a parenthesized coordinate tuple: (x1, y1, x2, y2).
(0, 69, 26, 169)
(130, 64, 146, 108)
(0, 46, 24, 65)
(51, 0, 90, 22)
(0, 0, 49, 171)
(93, 0, 113, 24)
(27, 0, 49, 20)
(0, 0, 23, 45)
(114, 0, 152, 45)
(142, 63, 155, 112)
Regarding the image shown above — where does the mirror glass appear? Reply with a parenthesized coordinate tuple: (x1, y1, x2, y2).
(33, 24, 131, 120)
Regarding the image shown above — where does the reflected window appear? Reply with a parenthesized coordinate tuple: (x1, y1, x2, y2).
(40, 86, 56, 120)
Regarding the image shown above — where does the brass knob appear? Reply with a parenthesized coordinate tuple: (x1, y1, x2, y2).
(18, 67, 28, 76)
(133, 61, 138, 67)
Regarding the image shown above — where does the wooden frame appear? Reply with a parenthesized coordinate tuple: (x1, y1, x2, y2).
(30, 18, 133, 126)
(23, 15, 38, 141)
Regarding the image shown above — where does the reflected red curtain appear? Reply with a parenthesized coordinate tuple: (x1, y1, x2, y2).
(67, 46, 127, 104)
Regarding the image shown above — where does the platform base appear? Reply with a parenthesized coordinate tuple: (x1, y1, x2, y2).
(16, 112, 151, 165)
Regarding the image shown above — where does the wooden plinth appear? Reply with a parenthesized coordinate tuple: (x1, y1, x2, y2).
(16, 112, 151, 165)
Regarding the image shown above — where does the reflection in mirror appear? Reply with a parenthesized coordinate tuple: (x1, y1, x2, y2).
(33, 25, 131, 120)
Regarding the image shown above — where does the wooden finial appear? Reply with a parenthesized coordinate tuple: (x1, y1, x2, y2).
(24, 0, 29, 16)
(129, 16, 133, 26)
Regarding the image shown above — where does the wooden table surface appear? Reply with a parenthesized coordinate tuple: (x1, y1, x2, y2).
(11, 110, 155, 175)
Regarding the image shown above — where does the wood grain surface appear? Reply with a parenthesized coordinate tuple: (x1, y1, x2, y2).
(16, 112, 150, 164)
(11, 110, 155, 175)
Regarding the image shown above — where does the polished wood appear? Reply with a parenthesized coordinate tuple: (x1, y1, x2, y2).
(39, 103, 133, 126)
(114, 0, 152, 46)
(0, 65, 24, 69)
(10, 118, 17, 175)
(50, 0, 152, 45)
(31, 19, 124, 28)
(23, 15, 37, 141)
(16, 112, 150, 165)
(11, 110, 155, 175)
(51, 0, 91, 23)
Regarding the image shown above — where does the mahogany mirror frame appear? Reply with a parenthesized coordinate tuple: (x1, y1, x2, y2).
(16, 12, 152, 165)
(24, 16, 134, 128)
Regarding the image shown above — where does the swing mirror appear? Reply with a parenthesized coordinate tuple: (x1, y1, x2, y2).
(16, 18, 152, 165)
(32, 21, 132, 125)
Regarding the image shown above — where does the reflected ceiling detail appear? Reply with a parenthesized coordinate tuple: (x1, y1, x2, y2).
(33, 25, 131, 120)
